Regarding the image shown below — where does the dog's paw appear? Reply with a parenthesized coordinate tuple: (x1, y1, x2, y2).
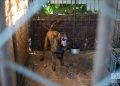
(52, 65, 56, 71)
(40, 58, 44, 61)
(61, 62, 64, 66)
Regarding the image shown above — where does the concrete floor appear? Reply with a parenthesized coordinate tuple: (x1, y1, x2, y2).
(25, 50, 95, 86)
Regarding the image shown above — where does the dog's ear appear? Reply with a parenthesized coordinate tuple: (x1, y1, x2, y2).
(57, 33, 61, 40)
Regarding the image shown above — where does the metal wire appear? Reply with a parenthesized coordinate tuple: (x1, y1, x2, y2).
(0, 0, 12, 86)
(6, 61, 60, 86)
(0, 0, 120, 86)
(93, 0, 117, 86)
(0, 0, 60, 86)
(0, 0, 47, 48)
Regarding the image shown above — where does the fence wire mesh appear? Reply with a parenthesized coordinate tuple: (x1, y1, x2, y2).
(0, 0, 120, 86)
(0, 0, 60, 86)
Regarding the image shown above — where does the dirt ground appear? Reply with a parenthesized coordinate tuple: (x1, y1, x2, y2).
(25, 50, 95, 86)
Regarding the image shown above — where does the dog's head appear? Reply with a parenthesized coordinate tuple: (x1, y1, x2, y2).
(58, 32, 68, 48)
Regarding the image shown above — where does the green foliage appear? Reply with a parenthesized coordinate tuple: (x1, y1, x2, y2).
(40, 4, 88, 15)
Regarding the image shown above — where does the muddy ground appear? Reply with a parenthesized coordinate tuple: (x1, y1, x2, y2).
(24, 50, 95, 86)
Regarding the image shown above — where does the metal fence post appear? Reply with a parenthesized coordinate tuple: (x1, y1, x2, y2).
(93, 0, 117, 86)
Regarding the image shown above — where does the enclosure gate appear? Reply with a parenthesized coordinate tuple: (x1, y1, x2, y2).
(30, 0, 120, 51)
(30, 14, 97, 51)
(30, 0, 99, 51)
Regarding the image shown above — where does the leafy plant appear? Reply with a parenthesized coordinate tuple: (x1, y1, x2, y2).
(41, 4, 60, 14)
(40, 4, 88, 15)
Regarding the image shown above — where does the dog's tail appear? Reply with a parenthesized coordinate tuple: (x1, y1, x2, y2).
(49, 21, 58, 31)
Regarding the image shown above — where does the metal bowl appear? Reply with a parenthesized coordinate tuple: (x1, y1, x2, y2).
(71, 48, 80, 55)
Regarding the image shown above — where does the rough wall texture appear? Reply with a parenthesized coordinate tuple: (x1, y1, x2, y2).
(14, 23, 29, 65)
(5, 1, 29, 85)
(5, 0, 29, 65)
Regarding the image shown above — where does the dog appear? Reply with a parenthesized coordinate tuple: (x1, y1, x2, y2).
(40, 21, 68, 71)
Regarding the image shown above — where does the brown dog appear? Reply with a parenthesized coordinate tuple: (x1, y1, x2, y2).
(40, 21, 67, 71)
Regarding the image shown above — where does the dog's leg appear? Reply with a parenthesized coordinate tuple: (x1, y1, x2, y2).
(60, 53, 64, 66)
(40, 37, 48, 61)
(52, 53, 57, 71)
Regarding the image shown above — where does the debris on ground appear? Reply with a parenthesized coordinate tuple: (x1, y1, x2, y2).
(21, 51, 94, 86)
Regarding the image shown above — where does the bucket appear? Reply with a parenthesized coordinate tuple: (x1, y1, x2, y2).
(71, 48, 80, 55)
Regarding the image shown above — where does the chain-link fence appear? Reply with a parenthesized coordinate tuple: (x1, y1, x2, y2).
(0, 0, 120, 86)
